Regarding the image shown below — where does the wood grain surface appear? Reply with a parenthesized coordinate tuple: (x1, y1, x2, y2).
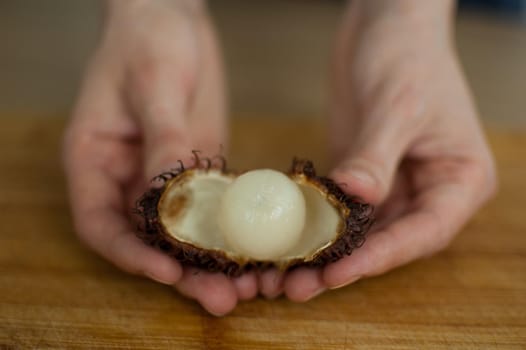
(0, 118, 525, 349)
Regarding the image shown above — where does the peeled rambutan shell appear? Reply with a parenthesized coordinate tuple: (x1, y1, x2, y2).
(134, 154, 374, 277)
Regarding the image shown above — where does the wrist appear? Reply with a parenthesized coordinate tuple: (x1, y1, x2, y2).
(351, 0, 455, 34)
(105, 0, 206, 21)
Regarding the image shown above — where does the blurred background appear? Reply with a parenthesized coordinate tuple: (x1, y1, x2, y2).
(0, 0, 524, 126)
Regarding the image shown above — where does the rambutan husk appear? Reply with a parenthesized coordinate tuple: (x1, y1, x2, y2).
(134, 153, 374, 277)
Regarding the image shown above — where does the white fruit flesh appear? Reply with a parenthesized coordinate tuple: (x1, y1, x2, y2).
(158, 169, 341, 263)
(218, 169, 306, 260)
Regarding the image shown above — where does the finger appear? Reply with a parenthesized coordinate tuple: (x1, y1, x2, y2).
(67, 56, 138, 136)
(175, 268, 238, 316)
(283, 268, 325, 303)
(258, 268, 285, 299)
(187, 13, 228, 153)
(66, 141, 183, 284)
(232, 272, 258, 301)
(82, 209, 183, 285)
(323, 167, 485, 289)
(373, 166, 413, 229)
(127, 62, 194, 179)
(330, 78, 425, 204)
(64, 65, 182, 283)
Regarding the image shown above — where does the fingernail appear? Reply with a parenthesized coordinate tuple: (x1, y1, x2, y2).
(304, 287, 326, 302)
(329, 275, 361, 290)
(208, 310, 227, 317)
(350, 168, 376, 186)
(333, 162, 376, 186)
(145, 272, 175, 285)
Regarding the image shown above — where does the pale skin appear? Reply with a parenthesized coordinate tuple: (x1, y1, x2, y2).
(63, 0, 497, 315)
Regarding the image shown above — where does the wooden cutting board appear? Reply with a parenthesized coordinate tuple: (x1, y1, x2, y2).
(0, 117, 524, 349)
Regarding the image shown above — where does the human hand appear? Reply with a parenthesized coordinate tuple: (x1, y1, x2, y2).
(259, 0, 497, 301)
(63, 0, 257, 315)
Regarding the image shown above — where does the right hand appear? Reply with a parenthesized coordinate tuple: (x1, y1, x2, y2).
(63, 0, 257, 316)
(258, 0, 497, 302)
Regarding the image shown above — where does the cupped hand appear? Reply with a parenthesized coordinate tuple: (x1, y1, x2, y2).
(63, 0, 257, 316)
(259, 0, 497, 301)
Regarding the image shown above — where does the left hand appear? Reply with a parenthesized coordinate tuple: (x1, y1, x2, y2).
(259, 0, 497, 301)
(63, 0, 257, 316)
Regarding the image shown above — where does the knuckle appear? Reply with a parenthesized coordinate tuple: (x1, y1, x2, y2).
(466, 157, 499, 205)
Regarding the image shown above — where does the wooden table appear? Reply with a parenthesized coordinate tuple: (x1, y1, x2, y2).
(1, 118, 525, 349)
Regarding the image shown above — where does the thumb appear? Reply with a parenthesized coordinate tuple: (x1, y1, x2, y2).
(131, 70, 195, 180)
(331, 147, 400, 205)
(330, 100, 422, 205)
(141, 109, 192, 181)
